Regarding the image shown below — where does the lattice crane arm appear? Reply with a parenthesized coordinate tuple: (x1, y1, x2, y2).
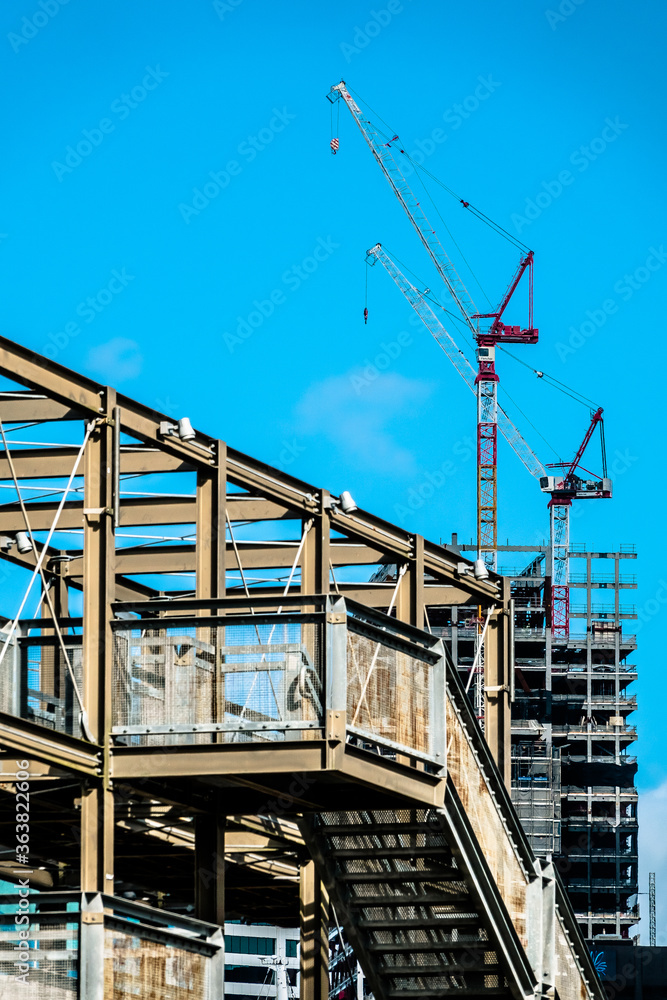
(329, 80, 478, 333)
(367, 244, 546, 482)
(566, 406, 604, 481)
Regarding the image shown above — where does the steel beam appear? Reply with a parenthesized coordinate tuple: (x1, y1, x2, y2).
(0, 393, 83, 422)
(0, 712, 100, 775)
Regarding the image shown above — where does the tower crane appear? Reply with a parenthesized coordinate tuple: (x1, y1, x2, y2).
(328, 80, 538, 571)
(366, 244, 612, 639)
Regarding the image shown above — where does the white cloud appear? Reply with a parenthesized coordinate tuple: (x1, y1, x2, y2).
(86, 337, 143, 381)
(293, 371, 434, 475)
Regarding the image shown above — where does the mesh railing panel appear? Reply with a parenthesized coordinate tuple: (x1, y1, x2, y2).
(15, 639, 84, 739)
(0, 918, 78, 998)
(347, 629, 433, 757)
(445, 694, 530, 949)
(554, 921, 591, 1000)
(104, 927, 211, 1000)
(113, 620, 323, 745)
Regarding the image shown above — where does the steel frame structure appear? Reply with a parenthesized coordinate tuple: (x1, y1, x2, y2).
(0, 335, 605, 1000)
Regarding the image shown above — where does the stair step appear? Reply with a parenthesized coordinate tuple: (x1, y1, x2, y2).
(331, 846, 451, 859)
(368, 940, 490, 952)
(386, 990, 509, 998)
(319, 823, 432, 835)
(381, 963, 502, 976)
(361, 918, 480, 931)
(338, 869, 461, 883)
(348, 892, 471, 907)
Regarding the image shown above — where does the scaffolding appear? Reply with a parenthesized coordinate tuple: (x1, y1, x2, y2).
(460, 540, 639, 942)
(511, 743, 561, 857)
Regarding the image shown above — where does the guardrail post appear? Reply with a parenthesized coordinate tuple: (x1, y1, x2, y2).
(325, 596, 347, 757)
(431, 637, 447, 775)
(2, 633, 19, 716)
(526, 859, 556, 994)
(79, 892, 105, 1000)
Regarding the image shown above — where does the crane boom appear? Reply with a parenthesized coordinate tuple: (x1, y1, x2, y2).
(367, 244, 546, 481)
(329, 81, 479, 332)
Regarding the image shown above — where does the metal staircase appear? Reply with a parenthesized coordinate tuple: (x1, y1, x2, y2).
(302, 808, 515, 999)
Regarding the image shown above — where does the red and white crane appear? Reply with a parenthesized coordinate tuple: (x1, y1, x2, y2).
(367, 244, 611, 638)
(328, 80, 538, 572)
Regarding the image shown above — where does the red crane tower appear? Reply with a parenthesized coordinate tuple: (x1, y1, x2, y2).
(366, 244, 611, 639)
(328, 80, 538, 571)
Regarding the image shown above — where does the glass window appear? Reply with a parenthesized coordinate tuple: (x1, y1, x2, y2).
(225, 934, 276, 955)
(286, 939, 298, 958)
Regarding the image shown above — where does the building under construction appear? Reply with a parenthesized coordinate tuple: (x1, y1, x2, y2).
(459, 541, 639, 942)
(0, 334, 607, 999)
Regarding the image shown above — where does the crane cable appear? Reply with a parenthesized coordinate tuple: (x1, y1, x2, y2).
(347, 86, 533, 254)
(496, 344, 601, 409)
(373, 246, 569, 461)
(350, 89, 604, 464)
(383, 245, 600, 420)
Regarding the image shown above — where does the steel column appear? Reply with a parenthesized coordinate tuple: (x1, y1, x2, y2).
(80, 392, 116, 893)
(194, 807, 225, 925)
(299, 860, 329, 1000)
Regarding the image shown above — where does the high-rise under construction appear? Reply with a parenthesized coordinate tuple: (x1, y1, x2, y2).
(453, 539, 639, 942)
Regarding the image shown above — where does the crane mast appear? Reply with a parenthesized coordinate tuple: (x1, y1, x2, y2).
(366, 244, 546, 482)
(332, 82, 611, 639)
(331, 81, 538, 570)
(368, 245, 612, 639)
(366, 244, 543, 568)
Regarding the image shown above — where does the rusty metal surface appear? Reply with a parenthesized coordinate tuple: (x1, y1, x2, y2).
(445, 692, 530, 948)
(103, 928, 211, 999)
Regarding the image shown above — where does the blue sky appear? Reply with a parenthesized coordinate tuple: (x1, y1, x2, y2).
(1, 0, 664, 933)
